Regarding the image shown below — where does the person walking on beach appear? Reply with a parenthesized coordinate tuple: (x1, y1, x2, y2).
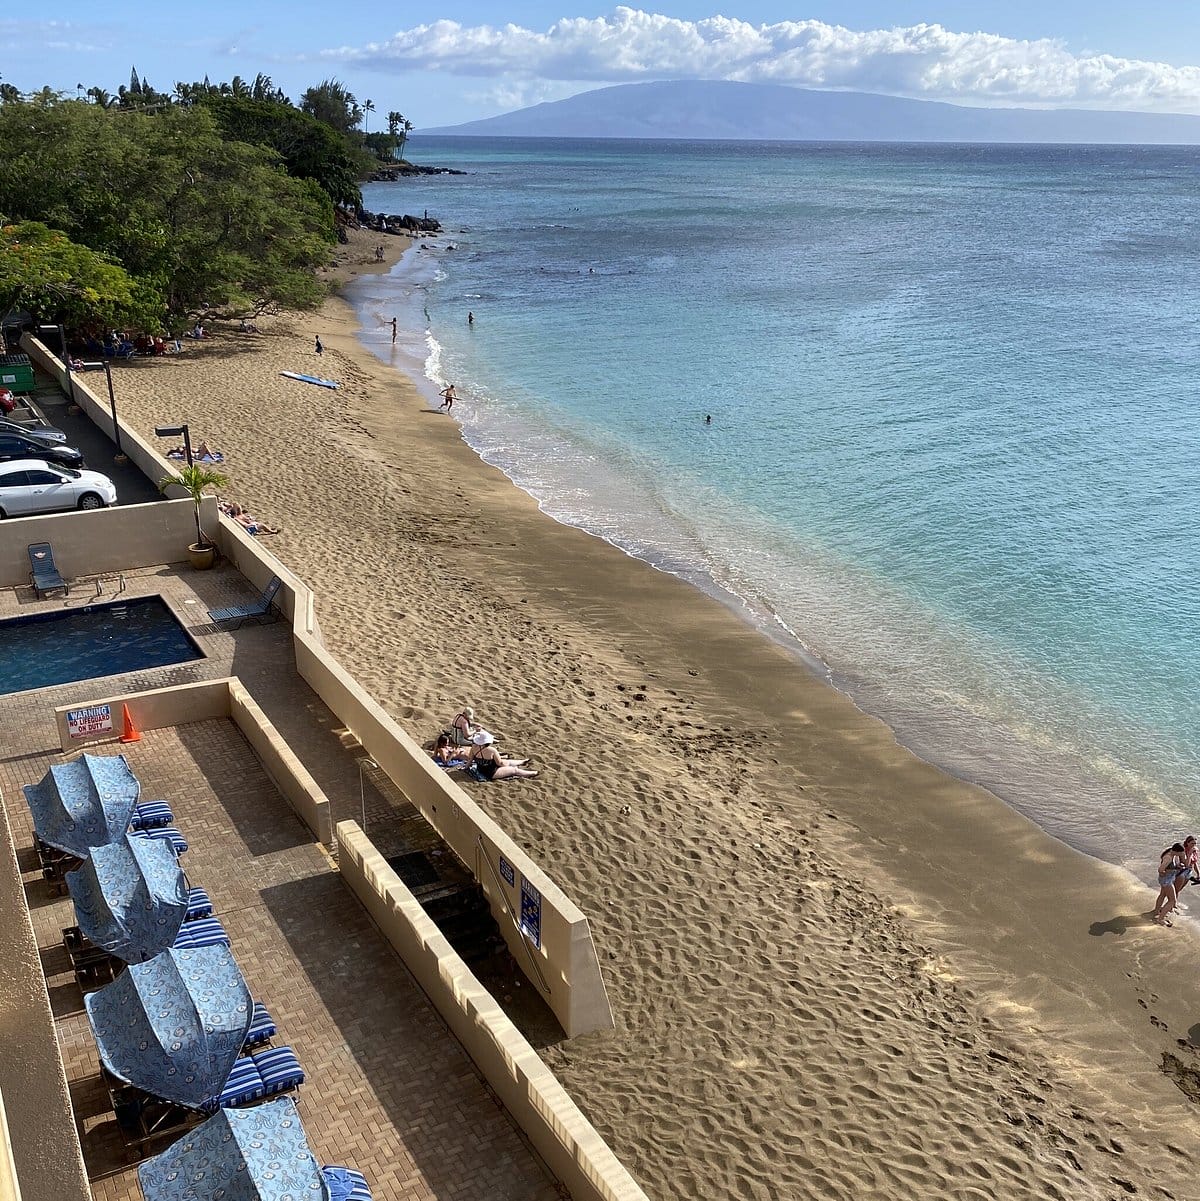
(1153, 842, 1188, 925)
(390, 317, 397, 344)
(314, 335, 323, 356)
(439, 384, 457, 412)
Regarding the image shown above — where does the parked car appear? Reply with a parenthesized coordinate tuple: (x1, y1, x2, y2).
(0, 416, 67, 443)
(0, 459, 116, 517)
(0, 431, 83, 468)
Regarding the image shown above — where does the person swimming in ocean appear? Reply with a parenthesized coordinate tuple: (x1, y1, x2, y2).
(704, 414, 712, 425)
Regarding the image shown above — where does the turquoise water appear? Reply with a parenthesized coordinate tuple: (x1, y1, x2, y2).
(358, 138, 1200, 870)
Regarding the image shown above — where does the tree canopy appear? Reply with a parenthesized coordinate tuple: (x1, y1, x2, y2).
(0, 220, 158, 330)
(0, 101, 332, 322)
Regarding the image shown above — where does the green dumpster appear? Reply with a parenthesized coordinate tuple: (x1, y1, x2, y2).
(0, 354, 34, 393)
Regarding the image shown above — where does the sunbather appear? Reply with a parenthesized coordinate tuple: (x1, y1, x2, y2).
(431, 734, 468, 766)
(466, 734, 537, 780)
(227, 502, 281, 536)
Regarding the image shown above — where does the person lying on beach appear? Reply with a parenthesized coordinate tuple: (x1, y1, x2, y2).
(1153, 842, 1187, 925)
(225, 502, 281, 536)
(465, 734, 537, 780)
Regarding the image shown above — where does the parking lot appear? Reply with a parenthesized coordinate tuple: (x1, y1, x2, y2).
(22, 368, 161, 507)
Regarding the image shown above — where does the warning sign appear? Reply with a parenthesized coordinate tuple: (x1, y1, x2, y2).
(519, 878, 542, 948)
(67, 704, 113, 740)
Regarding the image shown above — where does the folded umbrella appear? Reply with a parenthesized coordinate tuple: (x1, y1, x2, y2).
(137, 1098, 324, 1201)
(85, 944, 252, 1109)
(24, 752, 140, 857)
(67, 833, 189, 964)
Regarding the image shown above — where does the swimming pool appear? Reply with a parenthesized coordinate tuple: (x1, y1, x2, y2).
(0, 596, 203, 696)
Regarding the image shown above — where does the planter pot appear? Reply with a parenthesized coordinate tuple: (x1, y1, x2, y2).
(188, 543, 216, 570)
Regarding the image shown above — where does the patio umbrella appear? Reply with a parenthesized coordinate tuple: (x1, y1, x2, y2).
(66, 833, 189, 963)
(23, 752, 140, 857)
(137, 1098, 324, 1201)
(85, 944, 252, 1109)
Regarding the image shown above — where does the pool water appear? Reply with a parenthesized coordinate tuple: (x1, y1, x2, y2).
(0, 596, 203, 695)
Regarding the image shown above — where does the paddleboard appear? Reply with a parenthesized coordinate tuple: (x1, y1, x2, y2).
(281, 371, 339, 390)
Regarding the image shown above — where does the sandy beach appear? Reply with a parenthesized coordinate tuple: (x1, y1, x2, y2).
(110, 227, 1200, 1200)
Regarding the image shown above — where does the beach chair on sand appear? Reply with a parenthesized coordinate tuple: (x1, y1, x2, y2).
(28, 542, 68, 597)
(207, 575, 282, 630)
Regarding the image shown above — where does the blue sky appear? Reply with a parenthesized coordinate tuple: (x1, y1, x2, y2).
(16, 3, 1200, 127)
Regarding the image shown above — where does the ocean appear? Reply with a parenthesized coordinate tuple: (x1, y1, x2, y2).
(356, 137, 1200, 874)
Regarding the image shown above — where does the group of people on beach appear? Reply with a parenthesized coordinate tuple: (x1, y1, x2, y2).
(429, 706, 538, 780)
(1153, 836, 1198, 926)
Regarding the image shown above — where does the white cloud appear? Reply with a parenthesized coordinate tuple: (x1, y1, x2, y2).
(320, 7, 1200, 112)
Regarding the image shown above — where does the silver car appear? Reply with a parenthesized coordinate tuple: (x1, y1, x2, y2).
(0, 417, 68, 444)
(0, 459, 117, 517)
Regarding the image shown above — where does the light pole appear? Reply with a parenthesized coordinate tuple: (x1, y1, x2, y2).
(39, 323, 71, 403)
(154, 423, 192, 466)
(80, 359, 125, 461)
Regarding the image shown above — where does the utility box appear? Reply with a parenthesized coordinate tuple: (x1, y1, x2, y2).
(0, 353, 35, 393)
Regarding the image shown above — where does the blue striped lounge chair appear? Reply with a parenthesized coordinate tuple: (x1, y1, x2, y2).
(183, 887, 213, 922)
(129, 801, 174, 831)
(243, 1002, 276, 1050)
(321, 1166, 373, 1201)
(171, 917, 230, 951)
(130, 827, 188, 856)
(200, 1046, 304, 1114)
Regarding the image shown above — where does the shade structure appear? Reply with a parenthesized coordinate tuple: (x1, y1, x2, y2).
(137, 1097, 324, 1201)
(85, 945, 252, 1109)
(23, 752, 140, 857)
(67, 833, 189, 964)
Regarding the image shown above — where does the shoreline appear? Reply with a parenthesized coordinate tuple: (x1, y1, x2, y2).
(113, 227, 1200, 1199)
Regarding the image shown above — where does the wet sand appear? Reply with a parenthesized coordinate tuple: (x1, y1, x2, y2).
(111, 227, 1200, 1200)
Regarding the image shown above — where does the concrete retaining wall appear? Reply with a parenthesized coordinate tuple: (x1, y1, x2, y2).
(51, 677, 332, 845)
(337, 823, 647, 1201)
(0, 801, 90, 1201)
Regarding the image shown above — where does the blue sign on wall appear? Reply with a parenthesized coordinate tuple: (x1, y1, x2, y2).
(499, 856, 515, 887)
(520, 878, 542, 948)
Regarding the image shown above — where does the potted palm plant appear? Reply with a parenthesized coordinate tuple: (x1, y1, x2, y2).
(159, 463, 229, 570)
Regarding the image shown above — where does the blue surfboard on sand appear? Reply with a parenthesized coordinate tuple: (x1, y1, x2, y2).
(281, 371, 339, 390)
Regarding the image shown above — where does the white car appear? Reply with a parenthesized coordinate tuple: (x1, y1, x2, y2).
(0, 459, 117, 517)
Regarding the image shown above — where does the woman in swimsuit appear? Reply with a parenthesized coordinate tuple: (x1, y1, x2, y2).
(1154, 843, 1187, 925)
(467, 734, 537, 780)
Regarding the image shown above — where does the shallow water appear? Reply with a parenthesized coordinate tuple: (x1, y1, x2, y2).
(357, 138, 1200, 873)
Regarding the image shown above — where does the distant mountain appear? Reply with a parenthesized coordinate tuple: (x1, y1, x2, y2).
(421, 80, 1200, 145)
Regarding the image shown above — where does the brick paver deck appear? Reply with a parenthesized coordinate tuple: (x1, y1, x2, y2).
(0, 565, 559, 1201)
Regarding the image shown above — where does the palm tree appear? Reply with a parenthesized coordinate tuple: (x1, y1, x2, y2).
(396, 115, 414, 161)
(362, 98, 375, 133)
(159, 463, 229, 548)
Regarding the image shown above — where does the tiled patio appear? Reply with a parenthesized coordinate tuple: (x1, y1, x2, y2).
(0, 565, 559, 1201)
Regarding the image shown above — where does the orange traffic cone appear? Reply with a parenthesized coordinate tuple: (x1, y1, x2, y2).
(119, 704, 141, 744)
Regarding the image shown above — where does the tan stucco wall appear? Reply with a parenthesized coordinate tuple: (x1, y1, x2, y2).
(0, 800, 90, 1201)
(337, 822, 647, 1201)
(0, 496, 204, 588)
(52, 677, 332, 845)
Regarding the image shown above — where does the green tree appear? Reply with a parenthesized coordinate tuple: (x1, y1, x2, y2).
(0, 102, 333, 319)
(387, 111, 414, 160)
(200, 94, 365, 206)
(0, 220, 159, 329)
(299, 78, 361, 134)
(362, 98, 375, 133)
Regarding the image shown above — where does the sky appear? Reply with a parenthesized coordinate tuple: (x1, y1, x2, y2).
(15, 3, 1200, 128)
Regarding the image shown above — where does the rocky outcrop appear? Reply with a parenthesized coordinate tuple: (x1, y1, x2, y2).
(368, 165, 466, 181)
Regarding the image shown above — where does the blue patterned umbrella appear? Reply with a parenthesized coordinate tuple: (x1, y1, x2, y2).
(23, 752, 140, 857)
(137, 1098, 325, 1201)
(85, 945, 252, 1109)
(67, 834, 189, 963)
